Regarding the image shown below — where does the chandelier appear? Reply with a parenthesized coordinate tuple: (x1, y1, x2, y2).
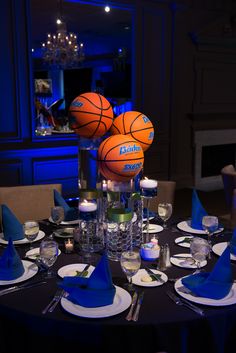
(42, 3, 84, 69)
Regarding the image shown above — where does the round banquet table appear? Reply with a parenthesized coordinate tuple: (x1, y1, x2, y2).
(0, 221, 236, 353)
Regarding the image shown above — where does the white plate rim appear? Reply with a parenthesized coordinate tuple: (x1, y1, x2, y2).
(48, 216, 80, 225)
(53, 228, 75, 239)
(132, 269, 168, 287)
(143, 216, 154, 222)
(0, 260, 38, 285)
(142, 224, 163, 234)
(0, 230, 45, 245)
(175, 277, 236, 306)
(175, 236, 193, 248)
(170, 253, 207, 269)
(177, 220, 224, 235)
(26, 247, 61, 260)
(61, 285, 132, 318)
(57, 263, 95, 278)
(212, 242, 236, 261)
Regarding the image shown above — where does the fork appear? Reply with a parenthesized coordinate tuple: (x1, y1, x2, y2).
(48, 290, 65, 312)
(42, 289, 63, 315)
(166, 290, 204, 316)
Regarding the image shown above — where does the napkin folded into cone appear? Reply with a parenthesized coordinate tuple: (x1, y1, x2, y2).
(2, 204, 24, 241)
(0, 238, 25, 280)
(54, 190, 78, 221)
(59, 254, 116, 307)
(182, 246, 233, 299)
(230, 228, 236, 255)
(191, 189, 208, 230)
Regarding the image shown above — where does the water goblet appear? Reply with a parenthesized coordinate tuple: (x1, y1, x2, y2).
(202, 215, 218, 258)
(39, 239, 59, 278)
(157, 203, 173, 229)
(190, 237, 210, 273)
(120, 250, 141, 291)
(23, 221, 39, 250)
(51, 206, 65, 226)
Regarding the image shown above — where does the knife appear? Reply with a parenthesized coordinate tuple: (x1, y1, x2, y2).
(126, 291, 138, 321)
(166, 290, 205, 316)
(144, 267, 165, 283)
(79, 264, 90, 277)
(132, 291, 144, 321)
(0, 280, 47, 297)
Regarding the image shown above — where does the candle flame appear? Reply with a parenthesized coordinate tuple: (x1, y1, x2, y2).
(144, 176, 149, 180)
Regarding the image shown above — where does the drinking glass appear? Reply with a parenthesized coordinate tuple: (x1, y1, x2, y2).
(23, 221, 39, 250)
(157, 203, 172, 228)
(120, 250, 141, 291)
(202, 215, 218, 258)
(39, 240, 59, 278)
(51, 206, 65, 225)
(190, 237, 210, 273)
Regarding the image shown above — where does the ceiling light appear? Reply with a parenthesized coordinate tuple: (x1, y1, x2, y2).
(104, 5, 110, 13)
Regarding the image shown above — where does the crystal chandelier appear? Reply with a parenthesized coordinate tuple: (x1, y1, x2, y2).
(41, 3, 84, 69)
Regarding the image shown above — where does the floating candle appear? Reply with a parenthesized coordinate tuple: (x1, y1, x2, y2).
(140, 179, 158, 189)
(78, 200, 97, 212)
(65, 239, 74, 253)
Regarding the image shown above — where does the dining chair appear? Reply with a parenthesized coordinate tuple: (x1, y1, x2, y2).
(144, 180, 176, 213)
(220, 164, 236, 228)
(0, 184, 62, 224)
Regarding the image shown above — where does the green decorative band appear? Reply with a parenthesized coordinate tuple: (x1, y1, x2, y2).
(78, 189, 101, 199)
(107, 208, 133, 223)
(107, 191, 120, 202)
(130, 192, 141, 201)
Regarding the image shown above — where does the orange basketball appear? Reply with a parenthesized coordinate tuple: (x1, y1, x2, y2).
(69, 92, 114, 138)
(110, 111, 154, 151)
(98, 134, 144, 182)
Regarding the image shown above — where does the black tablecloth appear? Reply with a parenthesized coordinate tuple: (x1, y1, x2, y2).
(0, 221, 236, 353)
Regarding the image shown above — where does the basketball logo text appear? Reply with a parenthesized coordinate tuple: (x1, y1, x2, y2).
(71, 101, 83, 108)
(148, 131, 154, 140)
(142, 115, 150, 123)
(120, 144, 141, 155)
(123, 162, 143, 171)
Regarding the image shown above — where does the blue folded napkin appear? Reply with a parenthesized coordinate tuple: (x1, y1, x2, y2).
(54, 190, 78, 221)
(2, 204, 24, 241)
(59, 254, 116, 308)
(0, 238, 25, 280)
(143, 207, 156, 219)
(230, 228, 236, 255)
(191, 189, 208, 230)
(182, 246, 233, 299)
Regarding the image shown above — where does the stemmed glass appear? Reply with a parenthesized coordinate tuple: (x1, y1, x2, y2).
(51, 206, 65, 226)
(23, 221, 39, 250)
(39, 239, 59, 278)
(120, 250, 141, 291)
(190, 237, 210, 273)
(202, 215, 219, 258)
(157, 203, 172, 229)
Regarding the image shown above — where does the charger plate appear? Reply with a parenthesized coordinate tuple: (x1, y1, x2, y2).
(212, 242, 236, 261)
(0, 260, 38, 285)
(0, 230, 45, 245)
(175, 277, 236, 306)
(61, 285, 131, 318)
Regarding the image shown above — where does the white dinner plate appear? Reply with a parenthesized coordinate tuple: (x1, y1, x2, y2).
(142, 224, 163, 234)
(57, 263, 95, 278)
(0, 260, 38, 285)
(61, 285, 131, 318)
(26, 247, 61, 260)
(177, 220, 224, 235)
(170, 253, 207, 269)
(175, 236, 193, 248)
(49, 216, 80, 225)
(212, 242, 236, 261)
(53, 227, 75, 239)
(132, 269, 168, 287)
(175, 277, 236, 306)
(0, 230, 45, 245)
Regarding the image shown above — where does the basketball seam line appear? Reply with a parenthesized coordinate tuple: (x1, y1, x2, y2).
(98, 157, 144, 162)
(78, 93, 112, 111)
(69, 110, 113, 120)
(91, 94, 103, 138)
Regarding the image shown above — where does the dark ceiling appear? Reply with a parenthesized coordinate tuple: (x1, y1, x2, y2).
(30, 0, 132, 57)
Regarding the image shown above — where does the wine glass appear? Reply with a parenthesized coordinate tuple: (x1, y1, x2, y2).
(157, 203, 172, 229)
(39, 240, 59, 278)
(190, 237, 210, 273)
(51, 206, 65, 225)
(23, 221, 39, 250)
(120, 250, 141, 291)
(202, 215, 218, 258)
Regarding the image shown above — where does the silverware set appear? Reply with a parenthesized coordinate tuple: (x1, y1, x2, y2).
(166, 290, 205, 316)
(0, 280, 47, 297)
(42, 289, 65, 314)
(126, 291, 144, 322)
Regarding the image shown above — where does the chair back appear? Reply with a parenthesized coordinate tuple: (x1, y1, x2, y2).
(146, 180, 176, 212)
(0, 184, 62, 224)
(221, 164, 236, 210)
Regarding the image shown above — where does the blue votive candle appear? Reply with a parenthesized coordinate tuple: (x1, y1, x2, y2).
(140, 179, 158, 198)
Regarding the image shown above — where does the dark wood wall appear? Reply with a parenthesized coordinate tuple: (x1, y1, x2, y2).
(0, 0, 236, 196)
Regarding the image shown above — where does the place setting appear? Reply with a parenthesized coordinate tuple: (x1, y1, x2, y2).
(48, 190, 80, 225)
(212, 228, 236, 261)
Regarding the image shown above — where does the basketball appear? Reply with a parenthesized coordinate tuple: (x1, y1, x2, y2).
(98, 134, 144, 182)
(110, 111, 154, 151)
(69, 92, 114, 138)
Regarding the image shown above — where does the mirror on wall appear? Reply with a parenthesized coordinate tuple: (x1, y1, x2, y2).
(30, 0, 133, 137)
